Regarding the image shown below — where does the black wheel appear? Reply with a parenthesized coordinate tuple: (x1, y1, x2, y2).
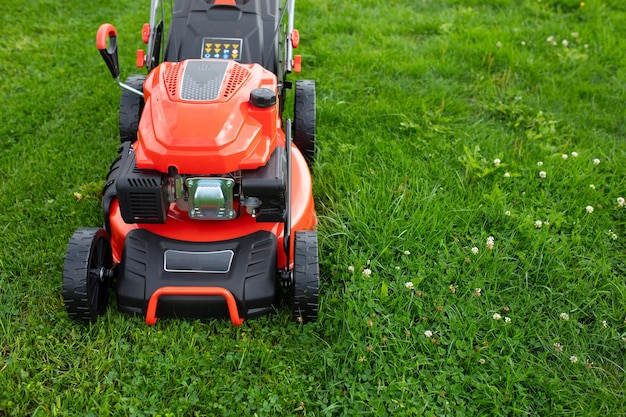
(293, 80, 316, 164)
(292, 230, 319, 323)
(63, 228, 113, 322)
(119, 74, 146, 143)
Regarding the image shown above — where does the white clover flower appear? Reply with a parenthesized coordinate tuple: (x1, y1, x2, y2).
(554, 342, 564, 352)
(494, 158, 501, 166)
(560, 312, 570, 321)
(493, 313, 502, 320)
(584, 44, 589, 49)
(593, 158, 601, 166)
(424, 330, 433, 338)
(571, 32, 579, 38)
(496, 41, 502, 48)
(586, 205, 594, 214)
(362, 268, 372, 277)
(474, 288, 482, 297)
(537, 161, 544, 167)
(608, 231, 618, 240)
(348, 265, 355, 273)
(486, 236, 494, 250)
(569, 355, 578, 363)
(617, 197, 625, 207)
(504, 316, 512, 323)
(547, 35, 555, 43)
(539, 171, 547, 179)
(562, 153, 568, 160)
(534, 220, 543, 229)
(562, 39, 569, 47)
(478, 358, 486, 365)
(504, 172, 511, 178)
(395, 266, 401, 270)
(602, 320, 608, 328)
(505, 210, 511, 216)
(403, 250, 411, 256)
(589, 184, 595, 190)
(471, 247, 479, 255)
(405, 281, 414, 290)
(571, 151, 578, 158)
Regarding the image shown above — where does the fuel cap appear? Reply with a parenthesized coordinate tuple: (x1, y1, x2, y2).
(250, 88, 276, 108)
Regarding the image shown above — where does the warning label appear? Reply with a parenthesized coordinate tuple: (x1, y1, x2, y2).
(201, 37, 243, 61)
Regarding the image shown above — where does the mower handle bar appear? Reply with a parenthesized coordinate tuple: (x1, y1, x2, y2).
(145, 286, 245, 326)
(285, 0, 295, 73)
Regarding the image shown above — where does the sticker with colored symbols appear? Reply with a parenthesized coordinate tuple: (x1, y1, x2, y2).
(201, 37, 243, 61)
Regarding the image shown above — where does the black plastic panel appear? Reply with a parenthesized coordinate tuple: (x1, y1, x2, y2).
(117, 229, 278, 319)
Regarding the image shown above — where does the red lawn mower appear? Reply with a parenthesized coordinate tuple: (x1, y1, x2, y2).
(63, 0, 318, 326)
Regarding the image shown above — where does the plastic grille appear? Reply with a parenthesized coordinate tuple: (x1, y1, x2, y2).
(223, 63, 251, 99)
(180, 61, 229, 101)
(128, 178, 160, 188)
(164, 62, 185, 100)
(128, 193, 162, 219)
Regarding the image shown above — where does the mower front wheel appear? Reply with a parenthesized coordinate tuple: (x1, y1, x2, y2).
(119, 74, 146, 143)
(63, 228, 114, 322)
(292, 230, 319, 323)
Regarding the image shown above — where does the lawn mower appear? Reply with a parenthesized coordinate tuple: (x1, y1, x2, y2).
(62, 0, 318, 326)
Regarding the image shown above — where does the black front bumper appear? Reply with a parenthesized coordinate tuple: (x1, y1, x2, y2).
(117, 228, 278, 321)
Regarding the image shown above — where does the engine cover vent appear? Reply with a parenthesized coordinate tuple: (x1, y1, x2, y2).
(180, 60, 229, 101)
(164, 62, 184, 100)
(223, 63, 251, 99)
(163, 60, 251, 102)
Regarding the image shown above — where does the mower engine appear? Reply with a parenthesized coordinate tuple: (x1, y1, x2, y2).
(112, 60, 287, 224)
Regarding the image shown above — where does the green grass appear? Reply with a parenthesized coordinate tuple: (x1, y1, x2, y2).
(1, 0, 625, 415)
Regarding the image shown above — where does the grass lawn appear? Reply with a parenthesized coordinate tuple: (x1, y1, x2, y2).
(1, 0, 625, 415)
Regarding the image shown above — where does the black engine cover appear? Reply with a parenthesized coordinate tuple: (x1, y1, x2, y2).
(241, 145, 286, 222)
(115, 146, 168, 224)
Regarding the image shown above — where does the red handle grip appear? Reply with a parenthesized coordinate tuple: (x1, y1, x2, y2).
(96, 23, 120, 79)
(96, 23, 117, 50)
(146, 286, 245, 326)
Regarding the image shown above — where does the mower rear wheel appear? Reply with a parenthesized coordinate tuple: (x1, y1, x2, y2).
(293, 80, 316, 164)
(119, 74, 146, 143)
(292, 230, 319, 323)
(63, 228, 113, 322)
